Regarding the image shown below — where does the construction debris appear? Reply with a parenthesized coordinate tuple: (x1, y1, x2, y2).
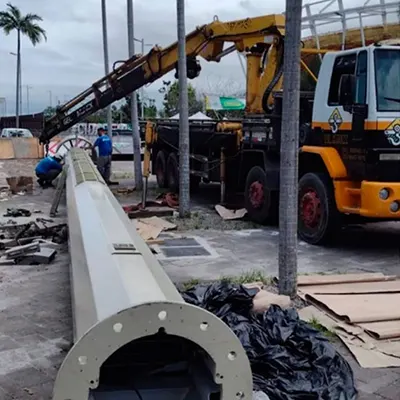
(3, 207, 31, 217)
(6, 176, 33, 194)
(135, 216, 177, 241)
(215, 204, 247, 220)
(297, 273, 400, 368)
(123, 201, 174, 219)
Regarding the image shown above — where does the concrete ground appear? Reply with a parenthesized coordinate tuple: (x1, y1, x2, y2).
(0, 160, 399, 399)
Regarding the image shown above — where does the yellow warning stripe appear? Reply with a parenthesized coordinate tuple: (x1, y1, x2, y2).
(312, 121, 393, 131)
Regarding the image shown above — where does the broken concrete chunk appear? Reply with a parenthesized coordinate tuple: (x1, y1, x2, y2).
(16, 247, 57, 265)
(252, 290, 291, 314)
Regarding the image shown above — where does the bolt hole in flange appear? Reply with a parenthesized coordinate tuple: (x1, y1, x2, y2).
(158, 310, 167, 321)
(78, 356, 87, 365)
(200, 322, 209, 331)
(228, 351, 237, 361)
(236, 391, 245, 399)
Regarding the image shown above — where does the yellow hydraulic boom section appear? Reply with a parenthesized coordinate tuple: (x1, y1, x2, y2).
(40, 14, 286, 143)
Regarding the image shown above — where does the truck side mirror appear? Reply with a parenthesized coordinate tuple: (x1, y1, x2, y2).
(338, 74, 356, 107)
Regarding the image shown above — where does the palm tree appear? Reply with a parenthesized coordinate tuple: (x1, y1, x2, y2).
(0, 3, 46, 127)
(278, 0, 303, 297)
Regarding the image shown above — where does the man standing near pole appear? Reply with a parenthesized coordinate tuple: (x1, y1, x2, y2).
(127, 0, 143, 190)
(279, 0, 303, 297)
(177, 0, 190, 217)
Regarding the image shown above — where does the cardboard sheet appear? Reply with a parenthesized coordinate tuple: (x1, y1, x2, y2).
(299, 305, 400, 368)
(297, 273, 395, 286)
(299, 280, 400, 295)
(135, 216, 177, 241)
(306, 293, 400, 323)
(359, 321, 400, 340)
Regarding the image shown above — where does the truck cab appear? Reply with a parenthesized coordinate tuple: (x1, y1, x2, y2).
(297, 44, 400, 243)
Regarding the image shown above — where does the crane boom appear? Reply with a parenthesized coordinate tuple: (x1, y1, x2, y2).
(39, 14, 285, 143)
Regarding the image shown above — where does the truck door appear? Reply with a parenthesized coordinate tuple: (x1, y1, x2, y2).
(324, 52, 367, 179)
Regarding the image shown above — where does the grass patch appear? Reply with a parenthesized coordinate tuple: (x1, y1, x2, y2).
(181, 278, 201, 291)
(308, 317, 336, 339)
(221, 270, 272, 285)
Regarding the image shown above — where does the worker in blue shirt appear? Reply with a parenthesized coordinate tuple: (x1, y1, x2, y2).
(93, 127, 113, 183)
(35, 154, 63, 188)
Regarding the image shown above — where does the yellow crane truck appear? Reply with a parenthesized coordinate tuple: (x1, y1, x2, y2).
(39, 14, 400, 245)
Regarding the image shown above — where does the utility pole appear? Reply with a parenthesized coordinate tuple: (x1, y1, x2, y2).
(48, 90, 52, 107)
(26, 85, 32, 114)
(177, 0, 190, 217)
(127, 0, 143, 190)
(101, 0, 113, 138)
(278, 0, 303, 297)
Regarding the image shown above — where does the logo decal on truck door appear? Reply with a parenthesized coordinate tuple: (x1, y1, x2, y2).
(384, 119, 400, 146)
(328, 108, 343, 134)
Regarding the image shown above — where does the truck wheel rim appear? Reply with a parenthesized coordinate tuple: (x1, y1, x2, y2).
(300, 189, 321, 229)
(249, 181, 264, 209)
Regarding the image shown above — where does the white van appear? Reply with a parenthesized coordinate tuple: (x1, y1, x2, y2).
(0, 128, 33, 138)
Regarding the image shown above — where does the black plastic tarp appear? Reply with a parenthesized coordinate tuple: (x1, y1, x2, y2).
(182, 282, 357, 400)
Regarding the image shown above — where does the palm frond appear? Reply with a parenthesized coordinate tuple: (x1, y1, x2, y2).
(22, 13, 43, 24)
(20, 23, 47, 44)
(5, 3, 21, 22)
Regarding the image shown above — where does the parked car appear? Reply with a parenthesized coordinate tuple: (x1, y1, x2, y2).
(0, 128, 33, 138)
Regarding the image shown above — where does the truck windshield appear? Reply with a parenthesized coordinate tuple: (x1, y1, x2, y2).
(375, 49, 400, 112)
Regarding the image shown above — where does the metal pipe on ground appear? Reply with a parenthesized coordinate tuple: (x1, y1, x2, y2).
(52, 148, 253, 400)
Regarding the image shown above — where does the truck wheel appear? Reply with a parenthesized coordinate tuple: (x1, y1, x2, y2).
(155, 150, 168, 188)
(244, 166, 273, 224)
(166, 152, 179, 192)
(298, 172, 339, 245)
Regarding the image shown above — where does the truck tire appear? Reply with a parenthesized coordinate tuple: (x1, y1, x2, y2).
(166, 152, 179, 192)
(244, 166, 275, 224)
(155, 150, 168, 188)
(298, 172, 340, 245)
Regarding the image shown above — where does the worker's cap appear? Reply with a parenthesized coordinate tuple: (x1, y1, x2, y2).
(97, 127, 106, 133)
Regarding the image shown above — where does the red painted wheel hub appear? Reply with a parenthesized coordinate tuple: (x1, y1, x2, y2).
(300, 189, 321, 229)
(249, 181, 264, 209)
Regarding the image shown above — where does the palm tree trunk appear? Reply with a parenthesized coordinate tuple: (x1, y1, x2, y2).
(15, 29, 21, 128)
(177, 0, 190, 217)
(278, 0, 303, 297)
(127, 0, 143, 190)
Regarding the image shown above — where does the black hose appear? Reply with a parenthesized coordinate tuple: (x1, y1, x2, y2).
(261, 41, 285, 113)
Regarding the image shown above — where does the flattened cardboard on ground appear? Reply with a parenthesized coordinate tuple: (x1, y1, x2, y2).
(297, 272, 395, 286)
(307, 293, 400, 323)
(299, 306, 400, 368)
(215, 204, 247, 220)
(135, 216, 177, 241)
(359, 321, 400, 340)
(299, 280, 400, 295)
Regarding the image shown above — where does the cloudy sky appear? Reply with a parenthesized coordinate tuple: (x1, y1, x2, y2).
(0, 0, 394, 116)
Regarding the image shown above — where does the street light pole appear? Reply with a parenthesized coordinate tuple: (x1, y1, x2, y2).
(101, 0, 113, 138)
(177, 0, 190, 217)
(127, 0, 143, 190)
(26, 85, 32, 114)
(47, 90, 52, 107)
(133, 37, 152, 119)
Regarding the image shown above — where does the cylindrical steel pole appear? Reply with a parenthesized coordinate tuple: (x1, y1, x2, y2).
(177, 0, 190, 217)
(51, 148, 253, 399)
(101, 0, 113, 137)
(127, 0, 143, 190)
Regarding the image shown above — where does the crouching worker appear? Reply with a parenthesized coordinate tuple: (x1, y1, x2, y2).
(35, 154, 63, 188)
(93, 127, 113, 184)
